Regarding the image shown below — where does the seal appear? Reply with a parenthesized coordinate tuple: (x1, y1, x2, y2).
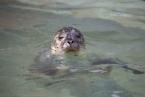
(51, 27, 85, 54)
(30, 26, 145, 77)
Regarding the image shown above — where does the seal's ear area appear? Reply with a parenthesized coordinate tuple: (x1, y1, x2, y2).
(51, 33, 60, 54)
(51, 32, 59, 49)
(75, 30, 85, 48)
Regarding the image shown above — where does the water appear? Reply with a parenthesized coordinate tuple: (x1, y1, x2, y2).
(0, 0, 145, 97)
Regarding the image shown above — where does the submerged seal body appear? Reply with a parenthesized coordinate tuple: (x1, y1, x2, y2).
(51, 27, 85, 54)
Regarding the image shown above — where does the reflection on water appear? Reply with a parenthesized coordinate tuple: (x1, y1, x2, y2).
(0, 0, 145, 97)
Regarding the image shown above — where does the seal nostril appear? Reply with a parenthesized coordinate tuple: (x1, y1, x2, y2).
(67, 40, 73, 44)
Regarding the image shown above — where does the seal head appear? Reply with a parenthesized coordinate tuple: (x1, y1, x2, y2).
(51, 27, 85, 54)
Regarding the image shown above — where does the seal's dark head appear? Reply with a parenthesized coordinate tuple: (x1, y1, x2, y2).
(51, 27, 85, 54)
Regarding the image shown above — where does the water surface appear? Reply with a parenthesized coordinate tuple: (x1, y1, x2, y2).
(0, 0, 145, 97)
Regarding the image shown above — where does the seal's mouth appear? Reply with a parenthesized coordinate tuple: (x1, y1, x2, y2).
(62, 41, 80, 52)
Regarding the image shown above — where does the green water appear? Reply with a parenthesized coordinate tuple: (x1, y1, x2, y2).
(0, 1, 145, 97)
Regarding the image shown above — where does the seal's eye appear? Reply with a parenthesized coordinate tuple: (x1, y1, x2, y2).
(76, 35, 81, 38)
(58, 36, 64, 40)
